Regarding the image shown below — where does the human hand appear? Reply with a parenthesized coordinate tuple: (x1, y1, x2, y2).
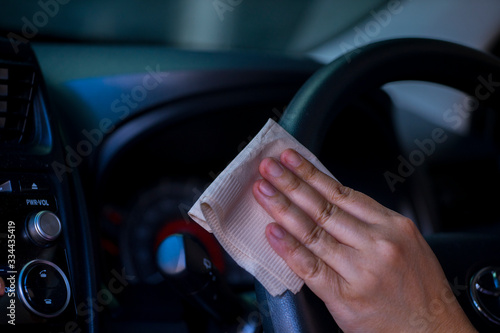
(252, 149, 476, 333)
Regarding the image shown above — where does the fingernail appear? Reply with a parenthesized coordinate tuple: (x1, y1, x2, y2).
(259, 180, 276, 196)
(269, 224, 286, 239)
(284, 150, 302, 167)
(267, 159, 283, 177)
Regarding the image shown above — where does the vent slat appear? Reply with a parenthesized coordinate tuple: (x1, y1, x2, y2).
(0, 63, 36, 144)
(0, 68, 8, 80)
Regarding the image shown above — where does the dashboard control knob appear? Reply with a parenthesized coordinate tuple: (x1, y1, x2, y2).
(18, 260, 71, 318)
(27, 211, 62, 246)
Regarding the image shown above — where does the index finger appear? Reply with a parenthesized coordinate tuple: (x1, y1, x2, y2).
(280, 149, 398, 224)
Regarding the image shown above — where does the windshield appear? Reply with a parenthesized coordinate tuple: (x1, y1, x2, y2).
(1, 0, 387, 53)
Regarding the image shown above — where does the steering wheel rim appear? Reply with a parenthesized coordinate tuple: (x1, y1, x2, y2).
(282, 38, 500, 153)
(256, 38, 500, 333)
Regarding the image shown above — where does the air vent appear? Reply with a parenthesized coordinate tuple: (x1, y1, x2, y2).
(0, 63, 37, 144)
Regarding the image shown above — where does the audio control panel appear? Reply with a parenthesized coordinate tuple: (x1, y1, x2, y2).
(0, 172, 74, 326)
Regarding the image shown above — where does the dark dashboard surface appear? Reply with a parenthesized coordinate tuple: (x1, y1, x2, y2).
(2, 1, 500, 331)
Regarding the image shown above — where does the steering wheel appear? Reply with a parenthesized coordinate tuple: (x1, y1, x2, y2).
(255, 38, 500, 332)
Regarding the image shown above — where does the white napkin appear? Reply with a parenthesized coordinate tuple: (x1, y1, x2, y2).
(188, 118, 334, 296)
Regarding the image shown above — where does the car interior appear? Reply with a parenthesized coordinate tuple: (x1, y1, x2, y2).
(1, 0, 500, 332)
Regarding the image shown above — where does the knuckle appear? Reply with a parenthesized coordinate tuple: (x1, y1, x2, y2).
(397, 216, 418, 235)
(376, 237, 405, 266)
(287, 240, 303, 259)
(299, 162, 318, 182)
(302, 256, 324, 281)
(329, 184, 354, 204)
(315, 201, 338, 226)
(302, 224, 325, 248)
(282, 174, 302, 194)
(274, 197, 293, 216)
(286, 242, 319, 279)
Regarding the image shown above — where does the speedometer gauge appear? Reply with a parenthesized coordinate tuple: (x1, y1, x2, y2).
(118, 179, 224, 284)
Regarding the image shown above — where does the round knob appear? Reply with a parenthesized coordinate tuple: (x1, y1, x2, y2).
(27, 211, 62, 246)
(18, 260, 71, 318)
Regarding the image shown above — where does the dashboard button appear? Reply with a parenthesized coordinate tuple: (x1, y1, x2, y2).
(0, 180, 12, 192)
(19, 179, 49, 192)
(18, 260, 70, 318)
(25, 264, 61, 289)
